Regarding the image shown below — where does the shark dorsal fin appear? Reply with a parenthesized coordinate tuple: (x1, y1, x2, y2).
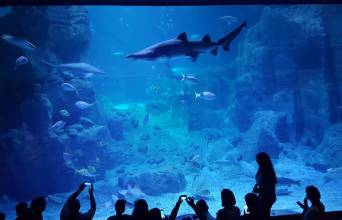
(177, 32, 188, 41)
(202, 35, 211, 43)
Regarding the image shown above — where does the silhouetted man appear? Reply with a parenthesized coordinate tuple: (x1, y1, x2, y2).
(60, 183, 96, 220)
(107, 199, 131, 220)
(30, 197, 47, 220)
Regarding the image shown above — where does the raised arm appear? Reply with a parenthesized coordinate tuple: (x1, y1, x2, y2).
(89, 184, 96, 211)
(68, 183, 86, 202)
(186, 197, 206, 220)
(60, 183, 86, 218)
(84, 184, 96, 219)
(169, 195, 185, 220)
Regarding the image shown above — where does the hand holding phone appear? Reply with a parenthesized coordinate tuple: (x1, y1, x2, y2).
(296, 201, 305, 209)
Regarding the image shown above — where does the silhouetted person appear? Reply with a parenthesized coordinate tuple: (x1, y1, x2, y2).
(0, 212, 5, 220)
(15, 202, 30, 220)
(132, 199, 148, 220)
(169, 195, 187, 220)
(252, 152, 277, 220)
(216, 189, 240, 220)
(60, 183, 96, 220)
(186, 197, 214, 220)
(107, 199, 131, 220)
(30, 197, 47, 220)
(297, 185, 325, 220)
(240, 193, 258, 220)
(149, 208, 163, 220)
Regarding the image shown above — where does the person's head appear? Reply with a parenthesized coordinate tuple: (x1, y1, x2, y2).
(306, 185, 321, 202)
(67, 198, 81, 214)
(196, 199, 209, 213)
(256, 152, 272, 168)
(148, 208, 162, 220)
(245, 193, 258, 213)
(0, 212, 5, 220)
(115, 199, 126, 215)
(256, 152, 277, 183)
(132, 199, 149, 218)
(30, 197, 46, 213)
(15, 202, 28, 216)
(221, 188, 236, 208)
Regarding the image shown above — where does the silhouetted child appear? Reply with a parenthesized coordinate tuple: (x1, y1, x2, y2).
(15, 202, 29, 220)
(241, 193, 258, 220)
(186, 197, 214, 220)
(148, 208, 163, 220)
(297, 185, 325, 220)
(253, 152, 277, 220)
(107, 199, 131, 220)
(0, 212, 5, 220)
(30, 197, 47, 220)
(132, 199, 148, 220)
(60, 183, 96, 220)
(216, 189, 240, 220)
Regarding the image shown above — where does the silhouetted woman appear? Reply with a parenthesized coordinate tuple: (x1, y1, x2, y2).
(216, 189, 240, 220)
(298, 185, 325, 220)
(132, 199, 149, 220)
(253, 152, 277, 220)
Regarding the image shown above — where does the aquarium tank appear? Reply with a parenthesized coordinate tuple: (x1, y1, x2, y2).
(0, 4, 342, 220)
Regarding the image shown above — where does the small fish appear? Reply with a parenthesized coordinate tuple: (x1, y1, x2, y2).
(195, 91, 216, 101)
(59, 109, 70, 117)
(1, 34, 37, 50)
(61, 83, 77, 92)
(112, 51, 124, 56)
(143, 113, 149, 127)
(220, 15, 238, 26)
(75, 101, 95, 110)
(51, 120, 66, 132)
(181, 73, 199, 83)
(127, 185, 146, 198)
(15, 56, 29, 67)
(118, 189, 128, 196)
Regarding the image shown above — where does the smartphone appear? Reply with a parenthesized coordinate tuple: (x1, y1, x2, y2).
(160, 209, 165, 219)
(244, 205, 249, 214)
(84, 182, 92, 186)
(180, 195, 187, 201)
(296, 201, 305, 209)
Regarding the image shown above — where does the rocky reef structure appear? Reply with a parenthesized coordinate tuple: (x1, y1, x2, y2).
(227, 5, 342, 161)
(0, 6, 106, 200)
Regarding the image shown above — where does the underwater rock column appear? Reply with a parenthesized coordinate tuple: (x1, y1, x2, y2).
(47, 6, 91, 62)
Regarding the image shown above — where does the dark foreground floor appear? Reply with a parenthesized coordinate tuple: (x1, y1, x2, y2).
(177, 211, 342, 220)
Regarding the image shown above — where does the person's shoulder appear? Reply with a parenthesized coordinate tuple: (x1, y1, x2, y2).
(217, 208, 225, 215)
(123, 214, 132, 220)
(107, 216, 115, 220)
(233, 206, 241, 213)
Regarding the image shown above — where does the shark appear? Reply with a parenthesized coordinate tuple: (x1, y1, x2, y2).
(126, 22, 246, 62)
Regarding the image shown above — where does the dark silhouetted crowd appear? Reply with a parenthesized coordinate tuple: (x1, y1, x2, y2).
(0, 153, 326, 220)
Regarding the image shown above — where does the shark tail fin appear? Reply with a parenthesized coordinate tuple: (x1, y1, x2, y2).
(195, 92, 201, 100)
(219, 21, 247, 52)
(181, 73, 185, 81)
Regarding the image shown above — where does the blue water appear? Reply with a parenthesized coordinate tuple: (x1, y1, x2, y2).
(0, 5, 342, 220)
